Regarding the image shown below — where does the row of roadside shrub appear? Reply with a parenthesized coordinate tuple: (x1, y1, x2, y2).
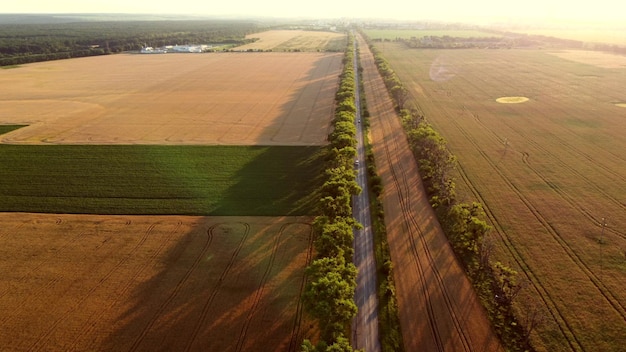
(301, 32, 361, 352)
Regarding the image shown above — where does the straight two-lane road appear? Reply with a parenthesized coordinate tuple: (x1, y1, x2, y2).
(351, 35, 381, 352)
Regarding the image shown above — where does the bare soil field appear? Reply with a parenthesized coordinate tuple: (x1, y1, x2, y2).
(358, 35, 503, 352)
(0, 213, 316, 351)
(237, 30, 346, 52)
(378, 43, 626, 351)
(0, 52, 342, 145)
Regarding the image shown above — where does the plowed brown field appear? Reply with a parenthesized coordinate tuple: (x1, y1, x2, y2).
(358, 35, 503, 351)
(0, 213, 316, 351)
(0, 52, 341, 145)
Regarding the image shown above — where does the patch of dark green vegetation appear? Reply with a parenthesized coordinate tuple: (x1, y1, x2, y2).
(0, 19, 264, 66)
(0, 125, 28, 134)
(0, 145, 324, 216)
(302, 32, 360, 352)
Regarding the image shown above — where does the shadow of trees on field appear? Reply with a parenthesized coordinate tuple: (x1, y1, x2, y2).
(251, 53, 342, 146)
(97, 53, 341, 351)
(96, 217, 314, 352)
(209, 145, 325, 217)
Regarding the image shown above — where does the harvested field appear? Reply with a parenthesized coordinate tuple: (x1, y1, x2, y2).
(0, 51, 342, 145)
(238, 30, 346, 52)
(378, 43, 626, 351)
(0, 213, 316, 351)
(358, 35, 502, 352)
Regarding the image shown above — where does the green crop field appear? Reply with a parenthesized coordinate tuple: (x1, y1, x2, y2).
(375, 42, 626, 351)
(0, 143, 324, 216)
(0, 125, 27, 134)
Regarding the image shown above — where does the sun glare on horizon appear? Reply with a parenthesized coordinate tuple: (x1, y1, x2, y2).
(2, 0, 626, 25)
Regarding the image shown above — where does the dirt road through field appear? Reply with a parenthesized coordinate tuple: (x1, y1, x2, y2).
(357, 34, 503, 352)
(351, 36, 381, 352)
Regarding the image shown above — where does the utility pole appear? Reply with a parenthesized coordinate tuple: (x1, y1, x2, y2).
(503, 138, 509, 158)
(600, 217, 607, 281)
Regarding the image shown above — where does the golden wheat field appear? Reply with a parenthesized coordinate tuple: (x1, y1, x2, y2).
(0, 214, 316, 351)
(0, 51, 342, 145)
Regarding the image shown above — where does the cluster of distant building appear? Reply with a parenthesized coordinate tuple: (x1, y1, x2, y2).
(140, 44, 212, 54)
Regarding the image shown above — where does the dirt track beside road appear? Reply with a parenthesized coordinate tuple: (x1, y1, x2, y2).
(358, 35, 502, 352)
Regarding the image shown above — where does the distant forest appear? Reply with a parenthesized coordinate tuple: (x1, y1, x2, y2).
(0, 17, 264, 66)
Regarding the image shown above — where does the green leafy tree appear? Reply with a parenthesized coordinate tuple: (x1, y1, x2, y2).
(315, 220, 355, 262)
(447, 202, 491, 270)
(390, 84, 409, 110)
(304, 257, 357, 341)
(493, 262, 523, 305)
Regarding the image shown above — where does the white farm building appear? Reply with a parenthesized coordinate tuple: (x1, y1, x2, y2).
(166, 45, 211, 53)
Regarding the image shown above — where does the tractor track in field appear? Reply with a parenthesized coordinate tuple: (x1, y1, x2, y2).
(234, 223, 293, 352)
(447, 104, 626, 348)
(424, 68, 626, 235)
(405, 51, 626, 351)
(184, 222, 251, 352)
(517, 150, 625, 238)
(31, 221, 182, 351)
(454, 162, 584, 351)
(460, 60, 626, 187)
(288, 222, 314, 352)
(71, 220, 184, 350)
(410, 51, 626, 190)
(435, 60, 626, 208)
(454, 87, 626, 313)
(362, 45, 450, 351)
(507, 54, 626, 164)
(0, 216, 315, 351)
(128, 221, 213, 352)
(378, 100, 471, 352)
(437, 74, 626, 318)
(456, 98, 625, 238)
(0, 221, 24, 241)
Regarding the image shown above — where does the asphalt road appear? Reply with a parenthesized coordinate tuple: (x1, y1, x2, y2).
(351, 36, 382, 352)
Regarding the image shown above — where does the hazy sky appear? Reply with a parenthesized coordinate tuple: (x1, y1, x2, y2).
(3, 0, 625, 22)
